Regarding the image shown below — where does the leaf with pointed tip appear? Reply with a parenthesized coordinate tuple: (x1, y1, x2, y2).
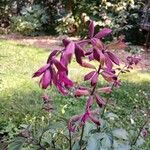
(8, 137, 26, 150)
(112, 128, 129, 140)
(59, 72, 73, 87)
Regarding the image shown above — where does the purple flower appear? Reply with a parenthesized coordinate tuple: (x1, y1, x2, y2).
(32, 64, 50, 78)
(141, 129, 148, 139)
(97, 87, 112, 94)
(95, 94, 106, 108)
(101, 70, 117, 83)
(39, 69, 52, 89)
(91, 72, 99, 86)
(81, 96, 100, 126)
(84, 71, 96, 81)
(68, 114, 83, 132)
(74, 89, 89, 97)
(126, 56, 141, 68)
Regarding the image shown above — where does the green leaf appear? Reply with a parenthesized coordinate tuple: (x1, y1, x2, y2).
(100, 133, 113, 149)
(112, 128, 129, 140)
(72, 142, 80, 150)
(83, 122, 96, 139)
(87, 133, 113, 150)
(113, 141, 131, 150)
(8, 137, 26, 150)
(87, 134, 100, 150)
(136, 137, 145, 147)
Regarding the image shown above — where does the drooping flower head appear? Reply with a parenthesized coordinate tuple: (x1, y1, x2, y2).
(33, 20, 128, 133)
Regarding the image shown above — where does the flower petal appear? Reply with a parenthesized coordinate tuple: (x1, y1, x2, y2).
(63, 41, 75, 63)
(40, 69, 51, 89)
(81, 61, 96, 69)
(59, 72, 73, 87)
(33, 64, 50, 77)
(52, 58, 67, 72)
(91, 72, 99, 86)
(94, 28, 112, 39)
(75, 44, 85, 64)
(89, 115, 100, 126)
(97, 87, 112, 94)
(88, 21, 95, 38)
(95, 94, 106, 108)
(62, 39, 71, 47)
(86, 95, 93, 111)
(104, 53, 113, 70)
(74, 89, 89, 97)
(84, 71, 96, 81)
(107, 51, 120, 65)
(47, 50, 59, 63)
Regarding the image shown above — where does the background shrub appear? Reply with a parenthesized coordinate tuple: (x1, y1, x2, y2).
(56, 0, 146, 44)
(0, 0, 148, 45)
(11, 5, 49, 35)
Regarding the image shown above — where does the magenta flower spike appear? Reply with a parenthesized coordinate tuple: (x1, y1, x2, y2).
(33, 19, 132, 136)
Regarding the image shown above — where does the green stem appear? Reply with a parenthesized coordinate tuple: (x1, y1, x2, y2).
(79, 125, 85, 149)
(131, 117, 149, 147)
(69, 131, 72, 150)
(101, 65, 127, 118)
(79, 65, 101, 149)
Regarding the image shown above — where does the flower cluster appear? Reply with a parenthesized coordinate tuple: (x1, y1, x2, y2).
(33, 21, 141, 133)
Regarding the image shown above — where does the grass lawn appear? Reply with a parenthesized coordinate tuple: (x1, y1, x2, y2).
(0, 40, 150, 148)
